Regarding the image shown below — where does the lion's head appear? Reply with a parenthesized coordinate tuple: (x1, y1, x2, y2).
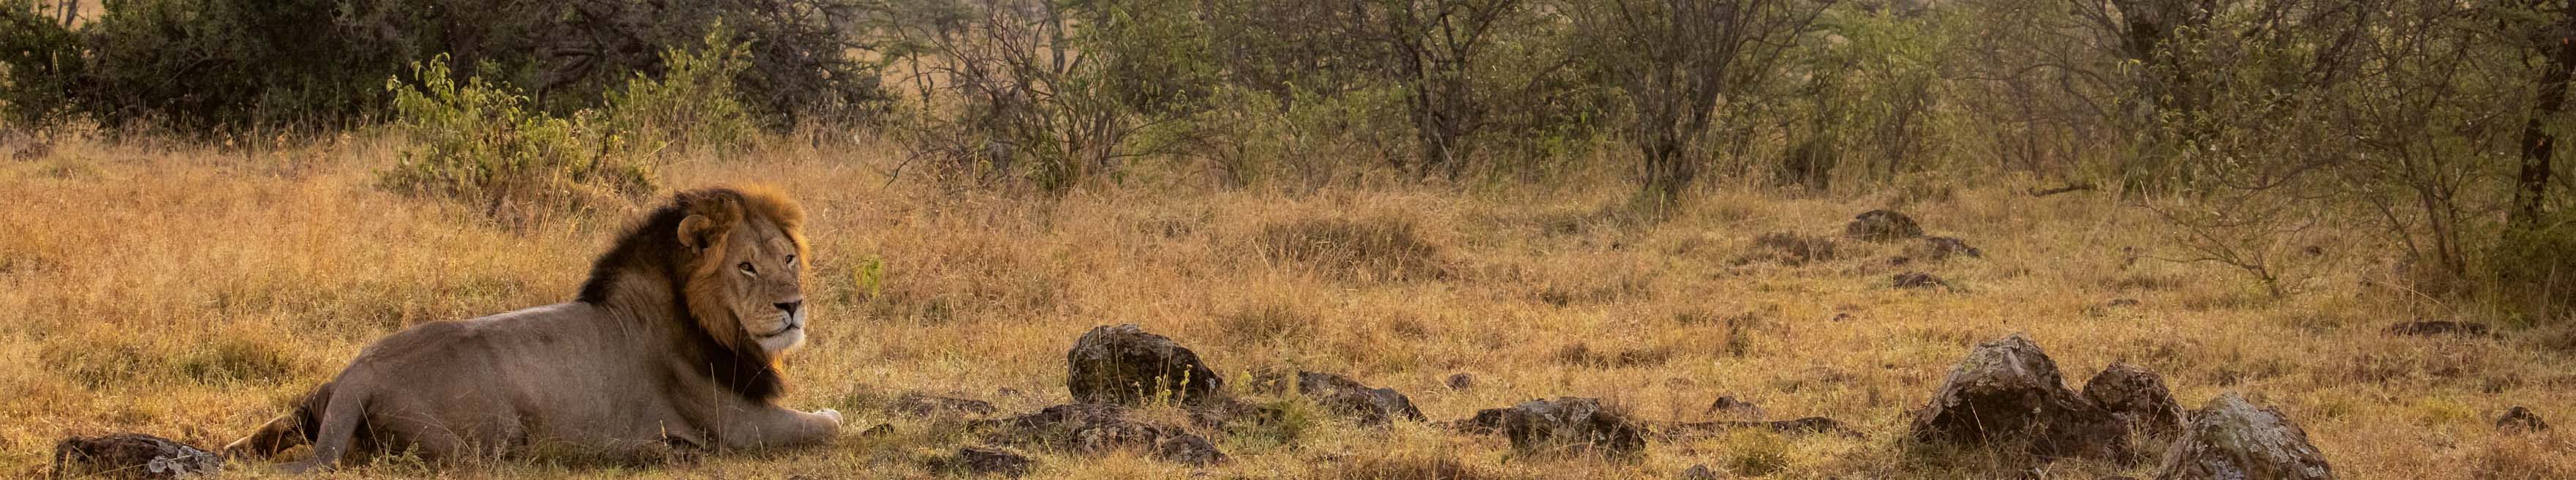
(671, 187, 811, 356)
(577, 186, 811, 400)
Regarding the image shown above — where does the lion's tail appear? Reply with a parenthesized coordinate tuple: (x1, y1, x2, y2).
(222, 383, 330, 460)
(283, 383, 369, 473)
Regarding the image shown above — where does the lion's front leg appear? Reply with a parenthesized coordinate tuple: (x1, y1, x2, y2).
(711, 405, 840, 450)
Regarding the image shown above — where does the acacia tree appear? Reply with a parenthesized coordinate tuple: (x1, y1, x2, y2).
(2514, 0, 2573, 228)
(1371, 0, 1521, 180)
(1578, 0, 1833, 203)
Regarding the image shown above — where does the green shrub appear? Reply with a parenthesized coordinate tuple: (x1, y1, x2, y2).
(1, 0, 885, 135)
(600, 26, 760, 155)
(2486, 219, 2576, 323)
(0, 1, 80, 127)
(377, 56, 656, 226)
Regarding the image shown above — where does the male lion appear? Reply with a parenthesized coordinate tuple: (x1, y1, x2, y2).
(224, 186, 842, 470)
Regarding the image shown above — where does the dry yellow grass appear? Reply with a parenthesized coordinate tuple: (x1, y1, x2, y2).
(4, 135, 2573, 479)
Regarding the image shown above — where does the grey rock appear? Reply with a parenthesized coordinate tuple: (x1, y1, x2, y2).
(2082, 362, 2186, 439)
(1924, 236, 1983, 259)
(2154, 393, 2333, 480)
(1066, 324, 1225, 406)
(1707, 395, 1767, 420)
(2498, 405, 2550, 434)
(1461, 397, 1647, 457)
(1296, 371, 1427, 425)
(1680, 463, 1722, 480)
(1846, 210, 1924, 242)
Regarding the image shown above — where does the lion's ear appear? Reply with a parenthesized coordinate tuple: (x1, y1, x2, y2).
(676, 192, 742, 251)
(676, 214, 729, 251)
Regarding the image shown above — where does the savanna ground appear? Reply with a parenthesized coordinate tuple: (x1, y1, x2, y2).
(4, 135, 2573, 479)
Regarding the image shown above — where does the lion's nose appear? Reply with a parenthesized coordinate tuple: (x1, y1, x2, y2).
(774, 301, 803, 315)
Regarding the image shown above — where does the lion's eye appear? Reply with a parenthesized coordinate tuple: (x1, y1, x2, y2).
(785, 254, 797, 266)
(738, 262, 757, 274)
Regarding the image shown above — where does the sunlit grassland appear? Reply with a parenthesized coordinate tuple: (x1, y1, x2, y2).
(2, 136, 2571, 479)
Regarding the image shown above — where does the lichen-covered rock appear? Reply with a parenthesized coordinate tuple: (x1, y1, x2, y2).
(1066, 324, 1225, 406)
(2498, 405, 2550, 434)
(2156, 394, 2333, 480)
(1846, 210, 1924, 242)
(1680, 463, 1721, 480)
(970, 403, 1227, 466)
(2083, 362, 2186, 439)
(1910, 334, 2128, 462)
(1296, 371, 1427, 425)
(1923, 236, 1983, 259)
(52, 433, 221, 479)
(1707, 395, 1767, 420)
(1148, 432, 1226, 466)
(1465, 397, 1648, 457)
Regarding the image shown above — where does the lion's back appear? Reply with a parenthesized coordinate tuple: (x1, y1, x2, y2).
(329, 303, 663, 449)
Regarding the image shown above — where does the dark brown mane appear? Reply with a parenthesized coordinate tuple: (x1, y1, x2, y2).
(575, 187, 785, 402)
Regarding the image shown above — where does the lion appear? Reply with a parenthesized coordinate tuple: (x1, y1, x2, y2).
(223, 186, 842, 470)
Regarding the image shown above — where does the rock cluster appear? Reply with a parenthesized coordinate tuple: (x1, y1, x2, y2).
(52, 433, 221, 479)
(1912, 333, 2338, 479)
(1909, 334, 2146, 462)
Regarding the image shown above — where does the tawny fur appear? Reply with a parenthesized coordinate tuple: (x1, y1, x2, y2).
(224, 186, 838, 471)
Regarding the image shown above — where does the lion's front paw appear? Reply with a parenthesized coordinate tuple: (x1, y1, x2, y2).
(814, 408, 843, 424)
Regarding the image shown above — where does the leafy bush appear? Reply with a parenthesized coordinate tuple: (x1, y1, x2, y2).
(0, 0, 886, 135)
(877, 0, 1207, 192)
(377, 57, 655, 226)
(66, 0, 418, 132)
(2487, 219, 2576, 322)
(0, 1, 79, 127)
(600, 26, 761, 155)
